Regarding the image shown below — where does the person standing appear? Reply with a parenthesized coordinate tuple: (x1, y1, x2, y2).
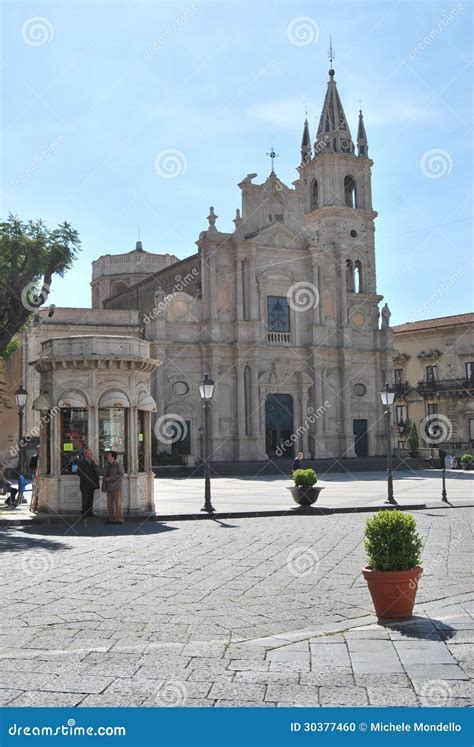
(292, 451, 304, 472)
(76, 449, 100, 519)
(102, 451, 124, 525)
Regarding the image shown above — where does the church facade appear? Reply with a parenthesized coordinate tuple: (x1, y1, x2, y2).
(2, 66, 394, 470)
(95, 65, 393, 463)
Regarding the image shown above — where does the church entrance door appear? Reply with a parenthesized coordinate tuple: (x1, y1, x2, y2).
(353, 419, 369, 457)
(265, 394, 294, 458)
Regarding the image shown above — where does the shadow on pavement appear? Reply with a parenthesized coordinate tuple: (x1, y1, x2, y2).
(381, 615, 456, 641)
(0, 526, 71, 554)
(11, 521, 178, 540)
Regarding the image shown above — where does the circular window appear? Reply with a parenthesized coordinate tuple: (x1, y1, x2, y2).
(350, 229, 357, 238)
(172, 381, 189, 396)
(353, 383, 367, 397)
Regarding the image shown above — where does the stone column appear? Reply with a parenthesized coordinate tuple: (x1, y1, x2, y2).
(236, 361, 246, 456)
(249, 254, 258, 321)
(250, 364, 260, 437)
(312, 259, 321, 325)
(235, 257, 243, 321)
(301, 389, 309, 455)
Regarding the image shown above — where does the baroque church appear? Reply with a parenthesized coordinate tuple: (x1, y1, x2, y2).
(16, 64, 394, 470)
(90, 63, 393, 463)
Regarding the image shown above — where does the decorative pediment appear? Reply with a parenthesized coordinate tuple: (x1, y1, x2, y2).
(248, 222, 308, 251)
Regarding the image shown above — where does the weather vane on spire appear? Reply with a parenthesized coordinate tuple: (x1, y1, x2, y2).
(328, 35, 335, 70)
(266, 147, 279, 173)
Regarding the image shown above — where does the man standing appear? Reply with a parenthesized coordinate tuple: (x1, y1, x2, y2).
(76, 449, 100, 519)
(102, 451, 124, 525)
(292, 451, 304, 472)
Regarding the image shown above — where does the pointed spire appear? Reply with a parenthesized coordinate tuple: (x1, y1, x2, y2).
(301, 118, 312, 164)
(314, 50, 355, 156)
(357, 108, 368, 157)
(135, 240, 143, 252)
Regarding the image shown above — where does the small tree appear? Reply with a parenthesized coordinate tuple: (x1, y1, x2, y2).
(406, 422, 419, 457)
(0, 214, 80, 355)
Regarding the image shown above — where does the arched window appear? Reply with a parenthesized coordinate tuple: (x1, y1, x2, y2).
(345, 259, 354, 292)
(111, 281, 128, 297)
(311, 180, 319, 210)
(354, 260, 363, 293)
(344, 176, 356, 208)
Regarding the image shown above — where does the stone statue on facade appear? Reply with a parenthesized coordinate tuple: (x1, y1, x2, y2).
(381, 302, 391, 329)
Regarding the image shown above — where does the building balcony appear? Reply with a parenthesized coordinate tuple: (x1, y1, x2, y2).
(416, 377, 474, 396)
(267, 331, 291, 345)
(393, 381, 410, 396)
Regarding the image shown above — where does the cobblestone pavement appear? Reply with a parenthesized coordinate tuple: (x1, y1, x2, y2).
(0, 508, 472, 707)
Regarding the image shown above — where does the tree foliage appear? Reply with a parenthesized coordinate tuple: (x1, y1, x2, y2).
(406, 421, 419, 457)
(0, 214, 80, 354)
(364, 510, 423, 571)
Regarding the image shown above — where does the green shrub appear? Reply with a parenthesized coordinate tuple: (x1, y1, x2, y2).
(292, 468, 318, 487)
(364, 510, 423, 571)
(460, 454, 473, 464)
(406, 422, 419, 457)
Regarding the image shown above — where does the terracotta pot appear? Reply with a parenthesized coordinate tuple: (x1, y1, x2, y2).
(362, 566, 423, 619)
(287, 486, 324, 506)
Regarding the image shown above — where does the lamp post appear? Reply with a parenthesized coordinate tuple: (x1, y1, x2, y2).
(199, 373, 215, 513)
(379, 383, 397, 505)
(15, 385, 28, 507)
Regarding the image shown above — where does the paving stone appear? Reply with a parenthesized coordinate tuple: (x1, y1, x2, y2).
(234, 670, 299, 685)
(41, 674, 115, 694)
(265, 684, 319, 706)
(404, 664, 469, 680)
(227, 659, 270, 672)
(354, 673, 412, 687)
(10, 691, 85, 707)
(300, 668, 354, 687)
(0, 689, 24, 705)
(319, 686, 368, 706)
(207, 682, 265, 702)
(367, 686, 418, 706)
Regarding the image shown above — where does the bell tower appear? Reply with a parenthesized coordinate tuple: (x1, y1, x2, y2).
(294, 62, 377, 298)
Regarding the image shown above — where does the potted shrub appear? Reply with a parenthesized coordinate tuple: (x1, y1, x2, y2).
(362, 510, 423, 619)
(461, 454, 473, 471)
(288, 468, 323, 506)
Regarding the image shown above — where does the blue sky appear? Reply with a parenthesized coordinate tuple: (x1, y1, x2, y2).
(2, 0, 472, 324)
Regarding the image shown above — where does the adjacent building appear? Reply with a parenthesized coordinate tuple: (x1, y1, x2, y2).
(392, 314, 474, 453)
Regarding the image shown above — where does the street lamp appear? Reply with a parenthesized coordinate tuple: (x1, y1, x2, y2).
(15, 385, 28, 506)
(379, 383, 397, 505)
(199, 373, 215, 513)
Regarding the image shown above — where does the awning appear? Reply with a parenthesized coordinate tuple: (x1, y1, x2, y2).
(32, 394, 51, 411)
(98, 390, 130, 408)
(59, 391, 88, 408)
(137, 392, 157, 412)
